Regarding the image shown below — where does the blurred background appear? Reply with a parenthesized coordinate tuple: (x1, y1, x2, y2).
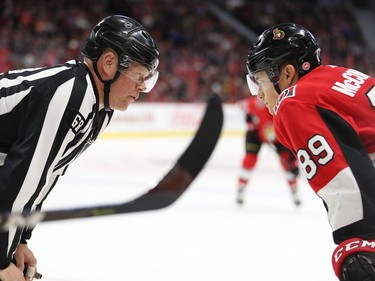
(0, 0, 374, 103)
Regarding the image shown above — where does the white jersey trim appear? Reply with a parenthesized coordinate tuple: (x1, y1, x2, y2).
(318, 167, 363, 231)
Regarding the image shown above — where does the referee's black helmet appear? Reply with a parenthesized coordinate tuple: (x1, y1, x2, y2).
(82, 15, 159, 74)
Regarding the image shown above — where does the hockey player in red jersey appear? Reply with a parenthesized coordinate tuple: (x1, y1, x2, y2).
(237, 96, 301, 206)
(246, 22, 375, 281)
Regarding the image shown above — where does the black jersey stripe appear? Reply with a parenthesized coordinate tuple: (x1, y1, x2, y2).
(0, 60, 112, 267)
(317, 106, 375, 243)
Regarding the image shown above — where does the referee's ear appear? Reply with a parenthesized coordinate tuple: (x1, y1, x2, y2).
(98, 49, 118, 80)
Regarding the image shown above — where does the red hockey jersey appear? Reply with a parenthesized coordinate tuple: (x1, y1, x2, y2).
(273, 65, 375, 243)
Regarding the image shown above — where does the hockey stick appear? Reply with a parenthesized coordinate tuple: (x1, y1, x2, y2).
(0, 94, 223, 230)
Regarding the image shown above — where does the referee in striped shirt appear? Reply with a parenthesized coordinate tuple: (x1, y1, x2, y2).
(0, 15, 159, 281)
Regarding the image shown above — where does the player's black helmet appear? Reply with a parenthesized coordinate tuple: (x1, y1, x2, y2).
(246, 23, 321, 94)
(82, 15, 159, 74)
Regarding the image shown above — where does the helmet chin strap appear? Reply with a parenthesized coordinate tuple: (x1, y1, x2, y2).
(103, 82, 112, 111)
(274, 83, 282, 95)
(93, 62, 121, 111)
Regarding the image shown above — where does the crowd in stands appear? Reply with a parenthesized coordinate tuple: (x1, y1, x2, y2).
(221, 0, 375, 75)
(0, 0, 374, 102)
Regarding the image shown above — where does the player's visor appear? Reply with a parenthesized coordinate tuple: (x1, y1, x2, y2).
(246, 72, 278, 96)
(246, 74, 260, 96)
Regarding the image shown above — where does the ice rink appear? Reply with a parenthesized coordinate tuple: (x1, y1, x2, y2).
(30, 130, 338, 281)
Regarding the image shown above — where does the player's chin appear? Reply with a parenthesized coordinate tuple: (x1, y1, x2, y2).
(114, 96, 138, 111)
(112, 101, 130, 111)
(267, 106, 275, 115)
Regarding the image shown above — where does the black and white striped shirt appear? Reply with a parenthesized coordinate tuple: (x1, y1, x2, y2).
(0, 60, 113, 268)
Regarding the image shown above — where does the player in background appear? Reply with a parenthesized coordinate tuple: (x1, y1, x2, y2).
(246, 22, 375, 281)
(237, 96, 301, 206)
(0, 15, 159, 281)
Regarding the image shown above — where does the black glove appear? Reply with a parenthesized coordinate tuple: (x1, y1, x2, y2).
(340, 252, 375, 281)
(332, 238, 375, 281)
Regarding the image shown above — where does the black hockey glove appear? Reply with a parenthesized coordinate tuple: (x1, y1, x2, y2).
(332, 238, 375, 281)
(340, 252, 375, 281)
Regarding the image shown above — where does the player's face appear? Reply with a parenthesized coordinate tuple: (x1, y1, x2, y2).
(252, 71, 279, 115)
(110, 62, 157, 111)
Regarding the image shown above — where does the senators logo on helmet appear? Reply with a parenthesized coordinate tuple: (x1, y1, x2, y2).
(273, 28, 285, 40)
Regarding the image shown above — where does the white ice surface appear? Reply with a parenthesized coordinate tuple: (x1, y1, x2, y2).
(30, 134, 337, 281)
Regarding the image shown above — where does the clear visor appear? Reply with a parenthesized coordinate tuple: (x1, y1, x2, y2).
(142, 70, 159, 93)
(246, 74, 260, 96)
(124, 70, 159, 93)
(246, 72, 278, 96)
